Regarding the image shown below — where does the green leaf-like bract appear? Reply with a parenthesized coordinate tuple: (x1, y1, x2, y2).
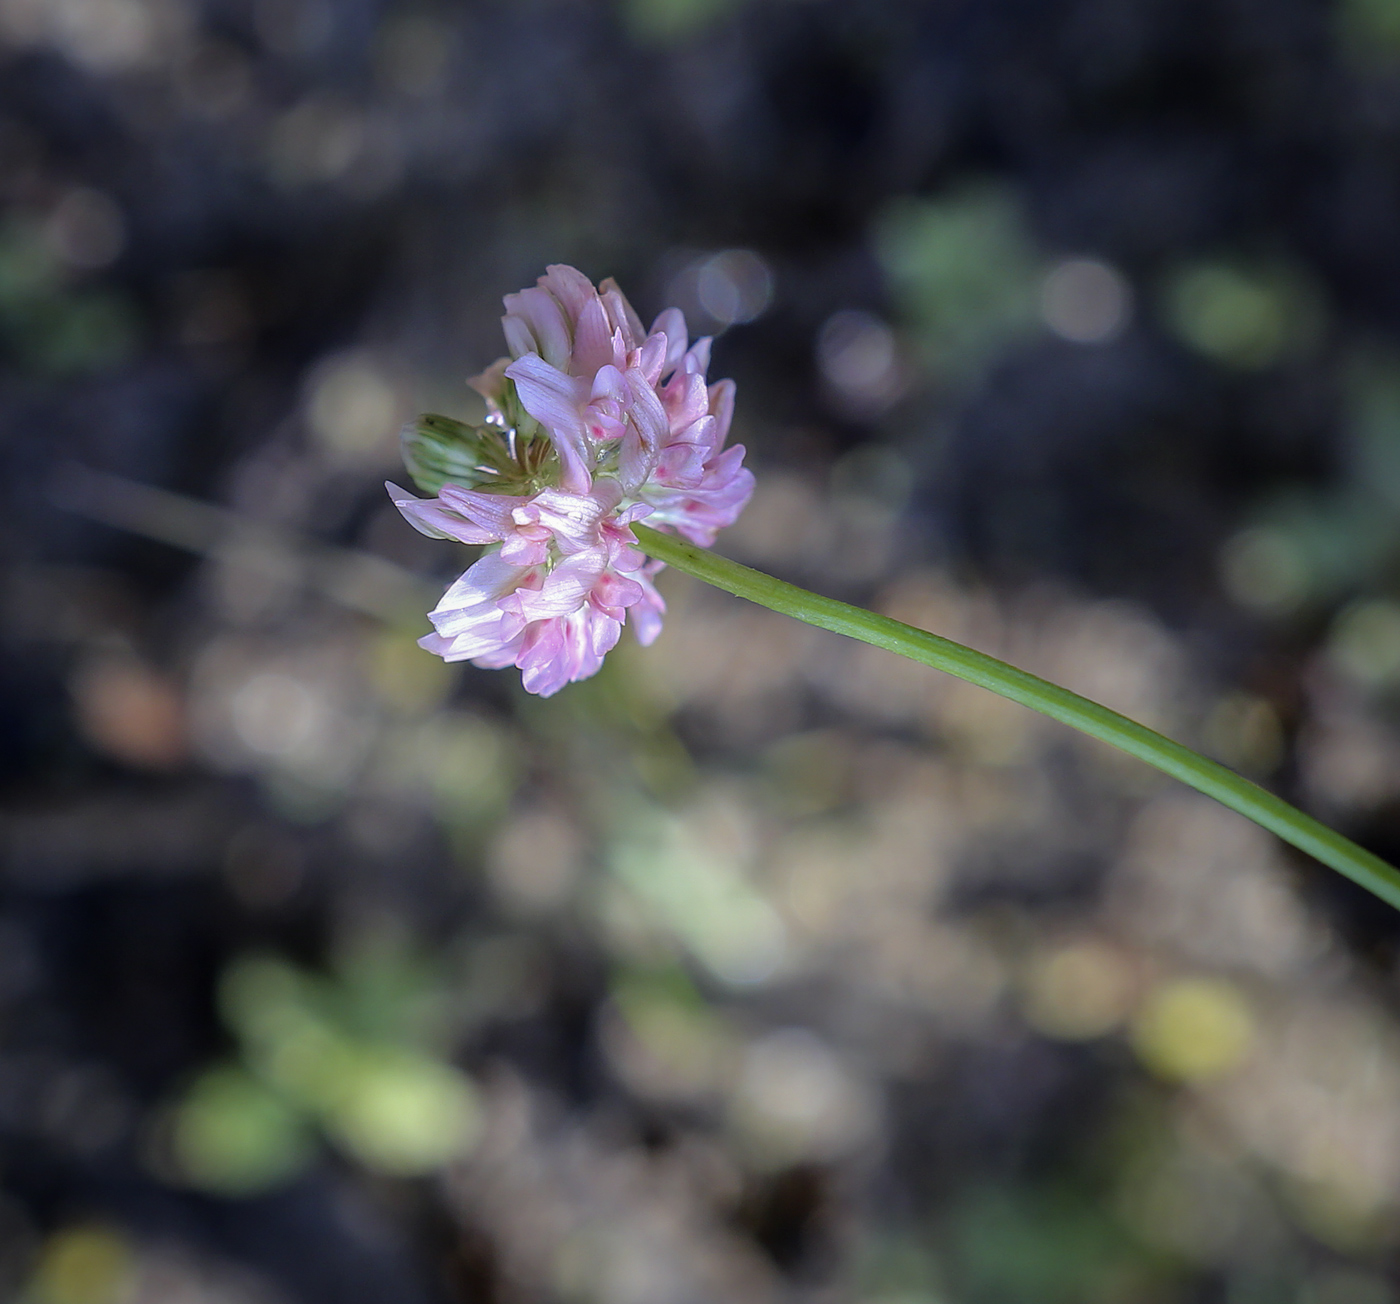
(400, 413, 499, 496)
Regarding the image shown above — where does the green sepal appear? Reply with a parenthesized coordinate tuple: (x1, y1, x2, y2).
(400, 413, 500, 495)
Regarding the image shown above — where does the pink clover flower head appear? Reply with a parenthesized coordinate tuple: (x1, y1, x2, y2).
(390, 265, 755, 696)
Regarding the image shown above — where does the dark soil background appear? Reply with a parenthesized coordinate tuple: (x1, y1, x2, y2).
(7, 1, 1400, 1302)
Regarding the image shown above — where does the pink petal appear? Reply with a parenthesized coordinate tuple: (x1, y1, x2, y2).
(518, 621, 570, 696)
(629, 562, 667, 647)
(591, 568, 645, 614)
(643, 447, 755, 546)
(421, 553, 535, 662)
(611, 499, 652, 526)
(707, 378, 735, 449)
(386, 482, 451, 540)
(507, 551, 604, 620)
(438, 485, 532, 537)
(517, 487, 607, 554)
(505, 354, 593, 493)
(650, 308, 688, 375)
(472, 638, 526, 669)
(506, 286, 571, 371)
(589, 363, 628, 405)
(387, 482, 498, 544)
(540, 265, 595, 323)
(571, 297, 615, 377)
(502, 314, 536, 361)
(498, 531, 552, 567)
(662, 374, 710, 436)
(420, 630, 480, 661)
(656, 443, 708, 488)
(590, 479, 625, 514)
(582, 607, 623, 661)
(683, 338, 712, 377)
(599, 279, 645, 348)
(635, 333, 667, 386)
(429, 555, 528, 636)
(467, 358, 511, 407)
(618, 370, 668, 492)
(427, 619, 517, 662)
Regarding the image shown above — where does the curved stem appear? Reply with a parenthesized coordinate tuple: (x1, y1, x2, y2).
(634, 524, 1400, 912)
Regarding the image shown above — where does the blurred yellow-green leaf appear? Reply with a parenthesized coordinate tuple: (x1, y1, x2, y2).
(170, 1066, 314, 1196)
(1164, 260, 1324, 369)
(320, 1047, 480, 1176)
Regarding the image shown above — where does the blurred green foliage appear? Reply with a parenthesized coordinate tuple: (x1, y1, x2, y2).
(1222, 351, 1400, 624)
(609, 802, 786, 985)
(171, 1067, 313, 1197)
(948, 1185, 1145, 1304)
(608, 962, 736, 1096)
(619, 0, 746, 43)
(877, 184, 1042, 381)
(0, 222, 136, 377)
(372, 708, 519, 840)
(168, 942, 479, 1194)
(1338, 0, 1400, 60)
(1163, 259, 1325, 370)
(854, 1235, 949, 1304)
(22, 1227, 134, 1304)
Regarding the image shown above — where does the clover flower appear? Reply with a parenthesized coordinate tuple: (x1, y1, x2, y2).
(383, 277, 1397, 918)
(390, 265, 754, 696)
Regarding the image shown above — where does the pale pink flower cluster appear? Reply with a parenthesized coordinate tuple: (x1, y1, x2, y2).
(389, 265, 754, 696)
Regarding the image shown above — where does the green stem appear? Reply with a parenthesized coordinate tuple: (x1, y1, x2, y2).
(634, 523, 1400, 912)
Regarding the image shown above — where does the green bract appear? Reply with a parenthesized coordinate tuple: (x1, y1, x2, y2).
(400, 413, 501, 496)
(400, 403, 554, 498)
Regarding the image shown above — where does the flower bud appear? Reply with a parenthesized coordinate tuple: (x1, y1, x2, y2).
(399, 413, 500, 496)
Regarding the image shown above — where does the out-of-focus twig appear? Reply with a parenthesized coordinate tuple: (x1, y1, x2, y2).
(55, 463, 442, 623)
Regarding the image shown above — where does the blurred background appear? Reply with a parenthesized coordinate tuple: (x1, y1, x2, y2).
(9, 0, 1400, 1300)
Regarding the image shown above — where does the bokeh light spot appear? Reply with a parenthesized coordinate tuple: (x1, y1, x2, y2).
(228, 671, 324, 758)
(1039, 257, 1132, 344)
(375, 14, 454, 96)
(44, 189, 125, 270)
(817, 310, 905, 411)
(70, 652, 186, 770)
(1220, 526, 1311, 613)
(695, 249, 774, 326)
(1329, 599, 1400, 688)
(1201, 693, 1285, 775)
(268, 98, 367, 188)
(26, 1226, 133, 1304)
(305, 350, 401, 463)
(666, 248, 774, 332)
(1132, 977, 1254, 1083)
(733, 1027, 871, 1162)
(1022, 939, 1138, 1041)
